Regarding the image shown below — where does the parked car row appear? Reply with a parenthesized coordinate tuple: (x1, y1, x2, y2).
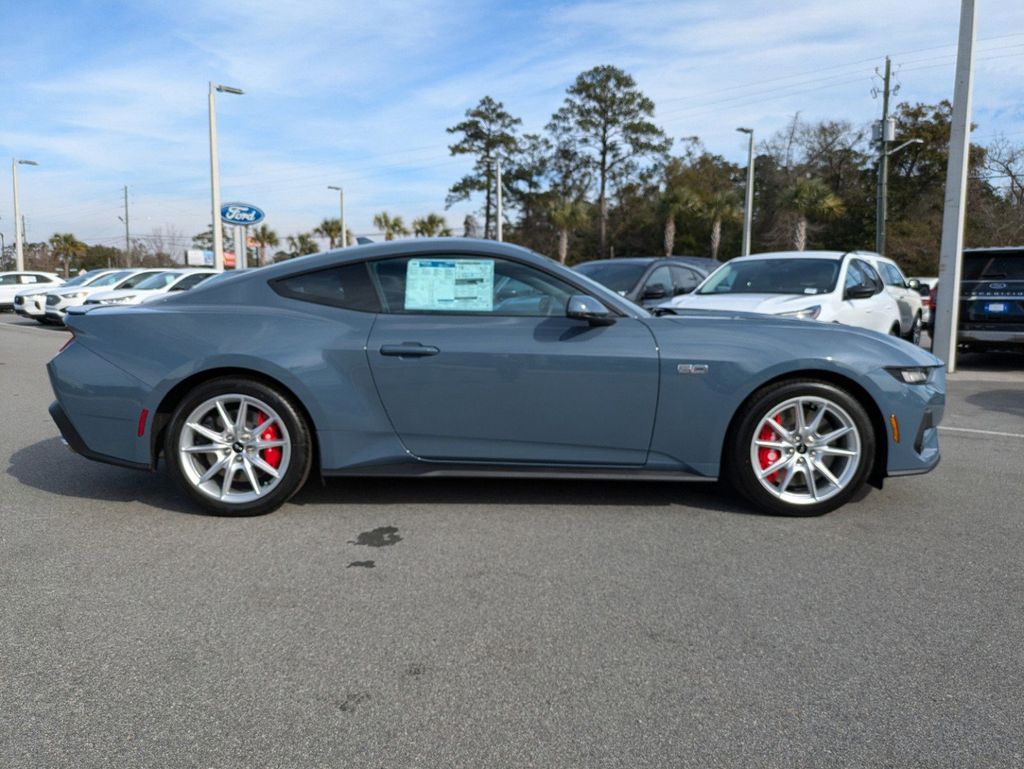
(10, 267, 218, 325)
(574, 250, 925, 345)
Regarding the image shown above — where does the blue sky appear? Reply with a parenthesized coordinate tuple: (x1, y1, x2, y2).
(1, 0, 1022, 254)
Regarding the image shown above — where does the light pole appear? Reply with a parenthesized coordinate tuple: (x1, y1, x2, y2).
(12, 159, 38, 272)
(495, 158, 503, 242)
(328, 185, 346, 247)
(736, 128, 754, 256)
(209, 82, 244, 270)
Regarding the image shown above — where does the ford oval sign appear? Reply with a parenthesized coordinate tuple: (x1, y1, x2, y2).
(220, 203, 265, 225)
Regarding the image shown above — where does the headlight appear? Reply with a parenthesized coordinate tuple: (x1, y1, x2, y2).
(100, 295, 136, 304)
(64, 291, 88, 300)
(777, 305, 821, 320)
(886, 366, 933, 385)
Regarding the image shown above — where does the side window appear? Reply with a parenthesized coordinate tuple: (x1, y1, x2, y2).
(670, 266, 701, 295)
(368, 256, 576, 317)
(880, 263, 902, 287)
(272, 262, 381, 312)
(119, 272, 159, 289)
(849, 260, 882, 293)
(642, 266, 672, 299)
(0, 275, 20, 286)
(171, 274, 211, 291)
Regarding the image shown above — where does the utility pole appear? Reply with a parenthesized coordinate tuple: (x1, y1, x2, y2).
(209, 82, 244, 271)
(875, 56, 892, 254)
(12, 159, 38, 271)
(496, 158, 503, 242)
(736, 127, 755, 256)
(328, 185, 346, 247)
(932, 0, 977, 373)
(123, 185, 131, 266)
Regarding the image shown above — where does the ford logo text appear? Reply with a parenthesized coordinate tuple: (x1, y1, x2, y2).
(220, 203, 265, 225)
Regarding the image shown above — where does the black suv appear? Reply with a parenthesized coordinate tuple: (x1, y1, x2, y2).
(957, 247, 1024, 351)
(573, 256, 717, 308)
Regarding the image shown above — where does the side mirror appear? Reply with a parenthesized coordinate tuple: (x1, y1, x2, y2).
(845, 285, 875, 301)
(907, 278, 921, 290)
(642, 283, 668, 300)
(566, 294, 615, 326)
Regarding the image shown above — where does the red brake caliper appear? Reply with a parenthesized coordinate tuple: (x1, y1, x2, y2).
(256, 412, 282, 469)
(758, 415, 783, 483)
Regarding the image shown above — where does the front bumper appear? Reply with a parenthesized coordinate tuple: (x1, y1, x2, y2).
(882, 367, 945, 477)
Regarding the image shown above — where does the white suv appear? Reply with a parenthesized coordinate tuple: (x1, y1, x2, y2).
(862, 253, 925, 344)
(660, 251, 903, 336)
(1, 271, 63, 310)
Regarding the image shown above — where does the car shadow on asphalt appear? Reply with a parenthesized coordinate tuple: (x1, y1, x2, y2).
(9, 437, 763, 517)
(964, 389, 1024, 420)
(6, 437, 198, 515)
(291, 476, 762, 516)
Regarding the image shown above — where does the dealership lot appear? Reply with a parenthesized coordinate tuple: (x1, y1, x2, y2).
(2, 314, 1023, 768)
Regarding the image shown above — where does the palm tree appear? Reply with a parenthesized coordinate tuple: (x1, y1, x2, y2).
(658, 185, 700, 257)
(779, 178, 845, 251)
(372, 212, 410, 241)
(548, 200, 589, 264)
(286, 233, 319, 257)
(412, 213, 453, 237)
(48, 233, 87, 277)
(314, 218, 343, 249)
(251, 224, 278, 266)
(345, 228, 356, 247)
(701, 191, 742, 260)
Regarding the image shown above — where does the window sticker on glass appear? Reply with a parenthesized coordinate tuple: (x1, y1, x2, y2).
(405, 259, 495, 312)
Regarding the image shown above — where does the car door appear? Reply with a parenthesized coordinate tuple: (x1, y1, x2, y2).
(0, 274, 24, 305)
(365, 254, 660, 465)
(878, 262, 912, 332)
(834, 259, 888, 333)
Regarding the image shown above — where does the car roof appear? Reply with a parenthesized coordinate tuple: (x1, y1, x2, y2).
(963, 246, 1024, 254)
(729, 250, 852, 262)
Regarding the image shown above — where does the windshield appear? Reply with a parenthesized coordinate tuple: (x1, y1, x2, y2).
(574, 262, 647, 294)
(697, 258, 841, 296)
(62, 272, 98, 287)
(963, 251, 1024, 281)
(134, 272, 180, 290)
(86, 270, 133, 288)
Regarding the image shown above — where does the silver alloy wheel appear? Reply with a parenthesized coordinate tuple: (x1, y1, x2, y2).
(750, 395, 861, 506)
(910, 316, 922, 346)
(177, 394, 291, 504)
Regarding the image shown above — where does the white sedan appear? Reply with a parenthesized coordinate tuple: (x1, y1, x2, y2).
(659, 251, 903, 336)
(85, 268, 218, 306)
(44, 269, 166, 323)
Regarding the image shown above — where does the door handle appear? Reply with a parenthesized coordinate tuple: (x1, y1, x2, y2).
(380, 343, 440, 357)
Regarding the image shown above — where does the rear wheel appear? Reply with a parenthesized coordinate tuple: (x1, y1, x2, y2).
(728, 380, 875, 516)
(904, 313, 923, 346)
(164, 378, 313, 516)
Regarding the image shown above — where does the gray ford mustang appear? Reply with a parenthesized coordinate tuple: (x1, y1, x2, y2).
(47, 239, 944, 517)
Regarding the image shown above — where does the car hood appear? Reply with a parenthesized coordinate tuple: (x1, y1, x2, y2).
(14, 286, 56, 298)
(652, 307, 941, 368)
(50, 285, 114, 297)
(666, 292, 830, 314)
(88, 288, 156, 301)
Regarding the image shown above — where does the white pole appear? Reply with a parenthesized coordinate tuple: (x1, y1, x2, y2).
(739, 129, 755, 256)
(236, 225, 247, 269)
(208, 82, 224, 271)
(496, 158, 503, 242)
(932, 0, 977, 373)
(340, 188, 346, 248)
(12, 159, 23, 272)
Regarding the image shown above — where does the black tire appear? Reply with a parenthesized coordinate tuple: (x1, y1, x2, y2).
(727, 380, 876, 516)
(164, 377, 313, 516)
(889, 323, 901, 337)
(904, 313, 923, 346)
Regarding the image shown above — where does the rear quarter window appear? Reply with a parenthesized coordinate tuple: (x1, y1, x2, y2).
(272, 262, 381, 312)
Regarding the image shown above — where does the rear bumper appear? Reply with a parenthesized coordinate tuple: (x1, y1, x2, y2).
(48, 400, 149, 471)
(959, 328, 1024, 345)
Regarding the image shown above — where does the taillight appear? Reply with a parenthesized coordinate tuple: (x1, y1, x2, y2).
(58, 333, 75, 353)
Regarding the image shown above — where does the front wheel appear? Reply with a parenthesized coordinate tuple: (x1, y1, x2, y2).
(728, 381, 875, 516)
(164, 378, 313, 516)
(904, 314, 923, 346)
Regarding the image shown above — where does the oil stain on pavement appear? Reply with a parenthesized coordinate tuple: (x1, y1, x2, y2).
(346, 560, 376, 568)
(349, 526, 402, 547)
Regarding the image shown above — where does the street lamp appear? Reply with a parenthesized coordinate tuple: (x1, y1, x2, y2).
(736, 128, 754, 256)
(209, 82, 244, 270)
(876, 136, 924, 254)
(12, 159, 38, 272)
(328, 185, 346, 247)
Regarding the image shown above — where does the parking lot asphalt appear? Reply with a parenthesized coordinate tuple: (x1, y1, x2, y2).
(2, 314, 1023, 769)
